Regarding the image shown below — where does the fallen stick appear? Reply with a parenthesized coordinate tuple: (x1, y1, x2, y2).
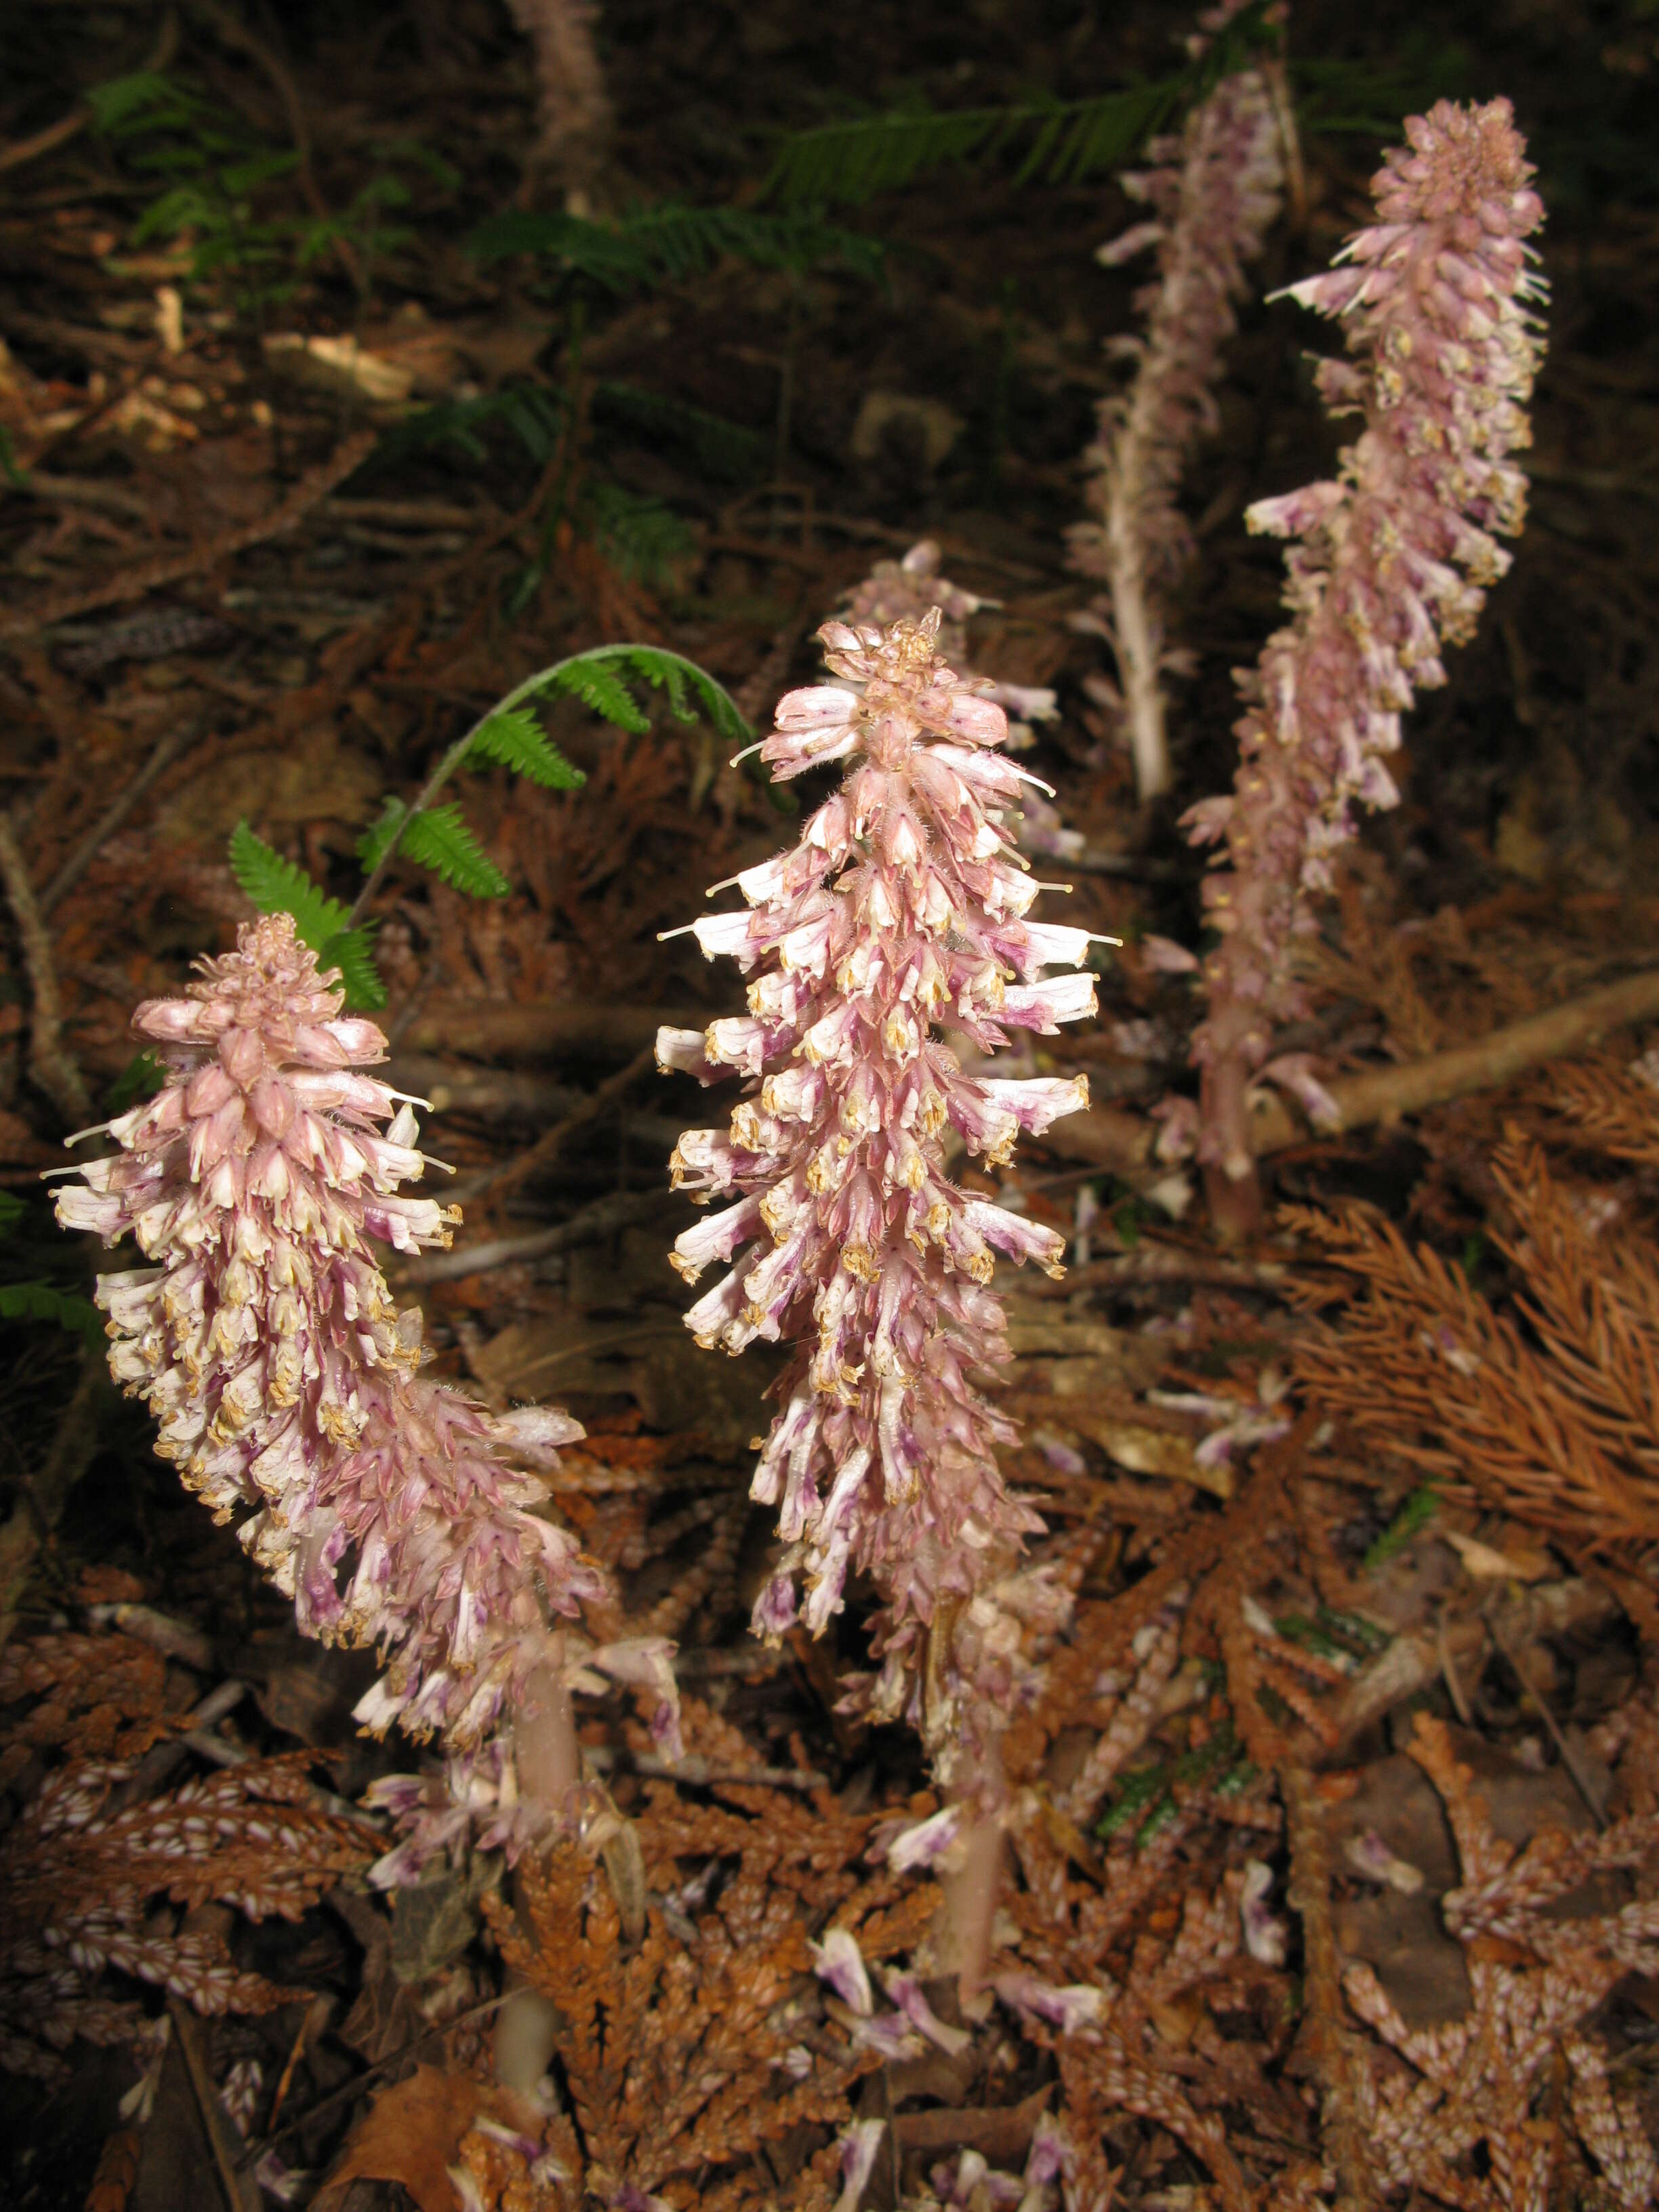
(1048, 964, 1659, 1183)
(1, 428, 377, 638)
(405, 966, 1659, 1172)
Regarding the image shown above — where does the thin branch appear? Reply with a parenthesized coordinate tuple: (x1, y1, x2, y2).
(1, 428, 376, 638)
(0, 811, 91, 1124)
(39, 718, 205, 915)
(458, 1042, 659, 1204)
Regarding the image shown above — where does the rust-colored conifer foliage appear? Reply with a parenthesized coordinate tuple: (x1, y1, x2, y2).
(0, 1628, 373, 2082)
(1289, 1128, 1659, 1555)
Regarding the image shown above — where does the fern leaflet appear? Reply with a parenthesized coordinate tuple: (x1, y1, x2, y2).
(0, 1282, 103, 1343)
(760, 6, 1288, 207)
(228, 822, 386, 1009)
(392, 804, 511, 898)
(469, 202, 884, 287)
(467, 707, 586, 790)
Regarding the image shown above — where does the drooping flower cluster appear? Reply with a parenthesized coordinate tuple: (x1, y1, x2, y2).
(659, 613, 1097, 1797)
(1069, 3, 1285, 802)
(54, 917, 610, 1783)
(1183, 99, 1547, 1207)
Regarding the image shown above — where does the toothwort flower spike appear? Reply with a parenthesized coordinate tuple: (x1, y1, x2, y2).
(54, 915, 606, 1786)
(1070, 4, 1285, 802)
(1185, 98, 1546, 1228)
(660, 613, 1093, 1875)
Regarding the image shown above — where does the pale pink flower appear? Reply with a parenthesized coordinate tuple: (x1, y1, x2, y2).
(661, 613, 1094, 1804)
(56, 917, 608, 1802)
(845, 541, 1057, 749)
(1070, 27, 1285, 799)
(1186, 100, 1546, 1216)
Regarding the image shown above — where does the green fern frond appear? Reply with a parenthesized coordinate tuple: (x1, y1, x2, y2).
(356, 796, 409, 874)
(230, 821, 353, 945)
(764, 82, 1183, 206)
(380, 384, 564, 467)
(0, 1282, 103, 1343)
(228, 822, 386, 1009)
(392, 804, 511, 898)
(592, 382, 766, 481)
(467, 706, 586, 790)
(762, 4, 1293, 208)
(318, 928, 390, 1009)
(469, 202, 884, 287)
(0, 1191, 24, 1237)
(528, 644, 750, 751)
(581, 485, 699, 588)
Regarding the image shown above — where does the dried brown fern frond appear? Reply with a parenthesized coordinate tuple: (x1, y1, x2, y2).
(1, 1745, 375, 2081)
(1340, 1714, 1659, 2211)
(487, 1821, 880, 2209)
(1534, 1051, 1659, 1170)
(1288, 1136, 1659, 1556)
(0, 1627, 170, 1782)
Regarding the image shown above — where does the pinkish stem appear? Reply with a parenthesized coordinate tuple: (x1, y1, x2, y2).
(494, 1641, 580, 2093)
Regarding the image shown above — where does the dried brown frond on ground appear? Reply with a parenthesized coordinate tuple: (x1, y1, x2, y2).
(1289, 1130, 1659, 1555)
(0, 1629, 373, 2083)
(1337, 1714, 1659, 2211)
(484, 1816, 882, 2209)
(0, 1627, 170, 1782)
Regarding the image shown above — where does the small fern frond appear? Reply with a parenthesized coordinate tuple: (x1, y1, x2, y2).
(228, 823, 386, 1010)
(230, 821, 352, 945)
(469, 202, 884, 287)
(0, 1191, 24, 1237)
(355, 797, 409, 874)
(0, 1282, 102, 1343)
(762, 4, 1288, 211)
(581, 485, 698, 587)
(317, 928, 390, 1010)
(392, 804, 512, 899)
(529, 644, 750, 751)
(467, 706, 586, 790)
(382, 384, 565, 467)
(592, 382, 766, 480)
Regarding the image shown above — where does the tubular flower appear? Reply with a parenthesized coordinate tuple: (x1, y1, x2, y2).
(844, 541, 1059, 741)
(1185, 98, 1547, 1202)
(1069, 4, 1285, 801)
(55, 916, 605, 1760)
(659, 613, 1097, 1783)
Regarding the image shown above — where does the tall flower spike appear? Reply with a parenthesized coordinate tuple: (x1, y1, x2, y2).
(660, 612, 1099, 1977)
(54, 916, 610, 1802)
(1183, 98, 1547, 1231)
(1070, 1, 1285, 802)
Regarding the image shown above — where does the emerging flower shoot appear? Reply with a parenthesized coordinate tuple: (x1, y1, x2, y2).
(54, 916, 617, 1865)
(1185, 98, 1547, 1230)
(1071, 4, 1286, 801)
(660, 612, 1099, 1980)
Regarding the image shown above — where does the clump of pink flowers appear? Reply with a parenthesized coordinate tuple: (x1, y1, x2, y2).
(846, 541, 1059, 743)
(1183, 98, 1547, 1228)
(1070, 3, 1285, 802)
(659, 611, 1099, 1971)
(54, 915, 655, 1871)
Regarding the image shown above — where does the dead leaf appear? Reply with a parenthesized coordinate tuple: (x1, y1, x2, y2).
(314, 2064, 486, 2211)
(1441, 1528, 1552, 1582)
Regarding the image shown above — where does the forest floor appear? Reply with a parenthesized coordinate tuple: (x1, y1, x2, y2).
(2, 1, 1658, 2207)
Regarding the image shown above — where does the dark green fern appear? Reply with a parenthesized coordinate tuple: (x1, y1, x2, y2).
(229, 644, 752, 1010)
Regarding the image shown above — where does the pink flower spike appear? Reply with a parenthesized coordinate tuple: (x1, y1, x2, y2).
(55, 914, 611, 1870)
(1187, 100, 1546, 1218)
(665, 613, 1091, 1826)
